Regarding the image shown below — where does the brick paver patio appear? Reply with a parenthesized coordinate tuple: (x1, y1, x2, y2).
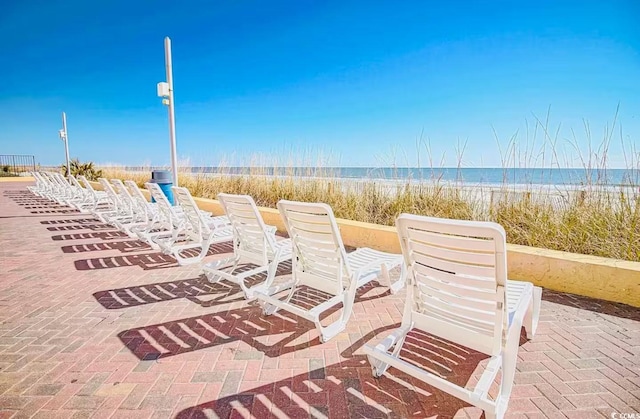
(1, 180, 639, 418)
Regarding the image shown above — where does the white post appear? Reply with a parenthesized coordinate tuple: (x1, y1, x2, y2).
(62, 112, 71, 177)
(165, 37, 179, 187)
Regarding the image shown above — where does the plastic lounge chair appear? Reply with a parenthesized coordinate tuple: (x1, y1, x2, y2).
(109, 179, 144, 229)
(27, 172, 46, 196)
(152, 186, 233, 266)
(45, 173, 69, 203)
(202, 193, 294, 299)
(254, 200, 405, 343)
(28, 172, 50, 198)
(64, 175, 91, 208)
(47, 173, 68, 203)
(35, 172, 58, 200)
(96, 178, 128, 223)
(136, 182, 191, 248)
(53, 174, 82, 206)
(37, 172, 66, 202)
(121, 180, 159, 237)
(363, 214, 542, 419)
(77, 175, 110, 214)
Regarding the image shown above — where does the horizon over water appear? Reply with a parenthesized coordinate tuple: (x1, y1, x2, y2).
(118, 166, 640, 187)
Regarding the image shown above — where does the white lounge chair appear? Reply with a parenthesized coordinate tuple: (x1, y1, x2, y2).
(202, 193, 293, 299)
(48, 173, 70, 204)
(64, 175, 92, 209)
(136, 182, 184, 248)
(27, 172, 46, 196)
(152, 186, 233, 265)
(39, 173, 80, 207)
(254, 200, 405, 343)
(96, 178, 128, 223)
(77, 175, 110, 214)
(363, 214, 542, 419)
(121, 180, 159, 237)
(109, 179, 143, 229)
(43, 173, 69, 204)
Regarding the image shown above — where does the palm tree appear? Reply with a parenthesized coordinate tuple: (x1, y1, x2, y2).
(61, 159, 103, 181)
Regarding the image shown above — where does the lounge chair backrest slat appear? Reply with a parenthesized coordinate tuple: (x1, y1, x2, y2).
(125, 181, 148, 210)
(53, 173, 69, 190)
(78, 176, 99, 198)
(277, 200, 350, 296)
(98, 178, 120, 208)
(145, 183, 176, 225)
(218, 193, 276, 263)
(111, 179, 134, 212)
(396, 214, 507, 356)
(68, 175, 83, 190)
(172, 187, 211, 236)
(125, 180, 156, 221)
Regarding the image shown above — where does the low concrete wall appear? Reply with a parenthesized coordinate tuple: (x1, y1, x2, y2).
(0, 176, 34, 182)
(86, 180, 640, 307)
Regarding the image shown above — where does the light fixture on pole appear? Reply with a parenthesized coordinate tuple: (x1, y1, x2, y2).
(59, 112, 71, 177)
(157, 36, 179, 187)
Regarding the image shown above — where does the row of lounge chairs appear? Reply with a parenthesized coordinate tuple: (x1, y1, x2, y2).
(28, 171, 542, 419)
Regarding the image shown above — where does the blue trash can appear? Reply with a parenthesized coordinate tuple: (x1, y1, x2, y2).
(150, 170, 174, 205)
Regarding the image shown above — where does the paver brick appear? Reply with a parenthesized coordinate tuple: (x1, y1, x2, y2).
(1, 182, 640, 418)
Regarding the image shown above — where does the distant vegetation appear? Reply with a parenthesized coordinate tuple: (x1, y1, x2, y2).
(61, 159, 103, 181)
(0, 165, 17, 177)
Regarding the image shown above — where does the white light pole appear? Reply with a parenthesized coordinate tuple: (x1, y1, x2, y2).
(157, 36, 179, 187)
(59, 112, 71, 177)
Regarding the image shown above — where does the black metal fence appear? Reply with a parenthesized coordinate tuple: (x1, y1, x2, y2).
(0, 155, 36, 177)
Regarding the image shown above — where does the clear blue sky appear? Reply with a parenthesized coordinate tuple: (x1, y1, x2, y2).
(1, 0, 639, 168)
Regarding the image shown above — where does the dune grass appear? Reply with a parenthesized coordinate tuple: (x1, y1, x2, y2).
(100, 164, 639, 262)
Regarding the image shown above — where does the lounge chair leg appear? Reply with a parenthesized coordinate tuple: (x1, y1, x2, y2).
(368, 323, 411, 378)
(263, 284, 296, 316)
(484, 411, 497, 419)
(389, 262, 406, 294)
(524, 287, 542, 339)
(174, 240, 210, 266)
(380, 264, 390, 286)
(318, 320, 347, 343)
(204, 256, 239, 284)
(244, 260, 276, 299)
(499, 317, 523, 411)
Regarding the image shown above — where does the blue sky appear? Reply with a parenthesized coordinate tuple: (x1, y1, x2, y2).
(1, 0, 639, 168)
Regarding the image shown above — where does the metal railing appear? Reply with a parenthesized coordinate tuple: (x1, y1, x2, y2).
(0, 155, 36, 177)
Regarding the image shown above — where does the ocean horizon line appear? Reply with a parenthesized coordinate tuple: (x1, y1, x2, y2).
(92, 165, 639, 171)
(81, 165, 640, 187)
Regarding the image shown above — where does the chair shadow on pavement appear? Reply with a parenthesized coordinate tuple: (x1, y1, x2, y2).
(41, 218, 99, 225)
(46, 223, 112, 231)
(94, 262, 293, 310)
(173, 326, 500, 418)
(4, 192, 57, 205)
(32, 208, 82, 214)
(94, 275, 246, 310)
(116, 280, 392, 362)
(4, 192, 79, 213)
(74, 242, 235, 271)
(61, 239, 152, 254)
(51, 231, 129, 241)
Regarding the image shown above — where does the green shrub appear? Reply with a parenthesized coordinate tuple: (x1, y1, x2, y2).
(61, 159, 103, 181)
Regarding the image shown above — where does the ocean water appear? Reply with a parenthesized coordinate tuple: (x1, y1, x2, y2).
(125, 166, 640, 186)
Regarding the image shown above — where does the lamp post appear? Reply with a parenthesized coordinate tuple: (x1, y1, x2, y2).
(157, 36, 179, 187)
(59, 112, 71, 177)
